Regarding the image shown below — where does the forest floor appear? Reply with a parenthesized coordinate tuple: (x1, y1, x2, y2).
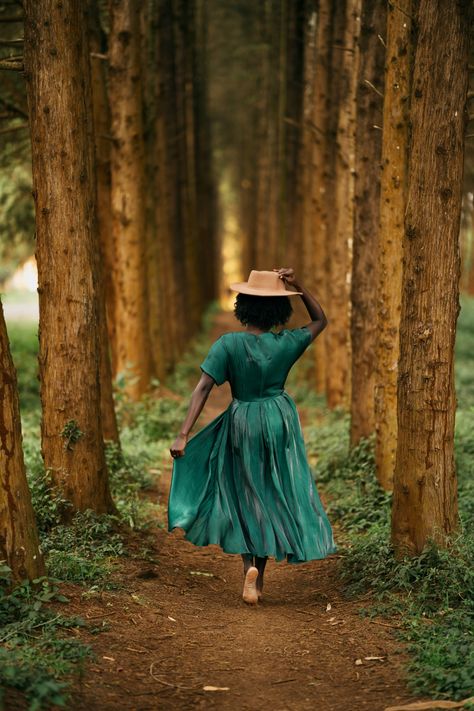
(8, 312, 417, 711)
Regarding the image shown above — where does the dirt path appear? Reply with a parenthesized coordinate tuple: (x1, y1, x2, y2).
(62, 313, 415, 711)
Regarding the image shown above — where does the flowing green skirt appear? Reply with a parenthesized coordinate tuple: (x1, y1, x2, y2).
(168, 392, 337, 563)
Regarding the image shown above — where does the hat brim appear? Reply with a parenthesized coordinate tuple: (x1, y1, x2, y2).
(229, 282, 302, 297)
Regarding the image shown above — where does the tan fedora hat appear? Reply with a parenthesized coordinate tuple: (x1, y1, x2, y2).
(230, 270, 302, 297)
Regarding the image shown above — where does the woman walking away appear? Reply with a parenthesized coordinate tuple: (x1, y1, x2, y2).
(169, 267, 337, 605)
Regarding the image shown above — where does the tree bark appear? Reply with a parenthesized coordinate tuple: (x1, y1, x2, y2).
(88, 0, 120, 443)
(310, 0, 334, 393)
(326, 0, 360, 409)
(140, 0, 167, 381)
(350, 0, 386, 446)
(108, 0, 152, 399)
(391, 0, 469, 556)
(300, 2, 318, 286)
(24, 0, 115, 515)
(375, 0, 412, 490)
(254, 0, 272, 271)
(0, 300, 45, 583)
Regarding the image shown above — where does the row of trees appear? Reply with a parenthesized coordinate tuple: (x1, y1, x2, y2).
(0, 0, 472, 584)
(229, 0, 471, 556)
(0, 0, 217, 582)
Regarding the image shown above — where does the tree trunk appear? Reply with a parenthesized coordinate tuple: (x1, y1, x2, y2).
(88, 0, 118, 372)
(350, 0, 386, 446)
(310, 0, 334, 393)
(179, 0, 201, 332)
(140, 0, 167, 381)
(254, 0, 272, 271)
(88, 0, 120, 443)
(108, 0, 152, 399)
(300, 2, 318, 286)
(24, 0, 115, 515)
(326, 0, 360, 409)
(391, 0, 469, 556)
(375, 0, 412, 490)
(0, 300, 45, 583)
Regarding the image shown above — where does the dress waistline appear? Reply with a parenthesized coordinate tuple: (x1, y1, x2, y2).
(232, 390, 285, 403)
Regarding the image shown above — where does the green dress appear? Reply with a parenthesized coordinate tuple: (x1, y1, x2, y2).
(168, 327, 337, 563)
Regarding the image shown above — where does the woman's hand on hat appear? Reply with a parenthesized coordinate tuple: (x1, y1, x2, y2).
(170, 434, 188, 459)
(274, 267, 298, 287)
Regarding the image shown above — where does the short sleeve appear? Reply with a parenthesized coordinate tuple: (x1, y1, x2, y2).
(200, 336, 229, 386)
(285, 326, 313, 360)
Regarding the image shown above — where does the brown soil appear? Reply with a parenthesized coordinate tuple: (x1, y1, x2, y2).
(6, 313, 417, 711)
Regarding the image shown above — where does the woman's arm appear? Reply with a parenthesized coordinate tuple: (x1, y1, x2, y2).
(274, 267, 328, 341)
(170, 372, 215, 458)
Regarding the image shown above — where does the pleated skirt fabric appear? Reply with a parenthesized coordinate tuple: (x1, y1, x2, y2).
(168, 392, 337, 563)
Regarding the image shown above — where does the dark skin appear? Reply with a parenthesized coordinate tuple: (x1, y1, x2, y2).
(169, 267, 328, 594)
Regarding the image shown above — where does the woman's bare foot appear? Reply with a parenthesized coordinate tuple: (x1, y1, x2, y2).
(242, 566, 259, 605)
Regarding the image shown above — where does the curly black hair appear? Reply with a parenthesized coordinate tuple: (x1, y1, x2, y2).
(234, 293, 293, 331)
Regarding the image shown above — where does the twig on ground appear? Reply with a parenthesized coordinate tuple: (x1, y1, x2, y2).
(149, 662, 200, 691)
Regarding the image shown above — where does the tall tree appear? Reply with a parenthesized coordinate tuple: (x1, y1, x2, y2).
(300, 1, 318, 286)
(173, 0, 201, 334)
(88, 0, 120, 443)
(326, 0, 359, 408)
(0, 300, 45, 583)
(309, 0, 333, 394)
(24, 0, 115, 515)
(391, 0, 469, 555)
(374, 0, 412, 490)
(140, 0, 168, 381)
(350, 0, 386, 446)
(108, 0, 152, 399)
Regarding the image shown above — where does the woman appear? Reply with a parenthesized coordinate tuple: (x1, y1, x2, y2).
(169, 267, 337, 605)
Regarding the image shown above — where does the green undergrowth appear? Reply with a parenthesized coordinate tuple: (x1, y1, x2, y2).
(0, 563, 93, 711)
(298, 297, 474, 703)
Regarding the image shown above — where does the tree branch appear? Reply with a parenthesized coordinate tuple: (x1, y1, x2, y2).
(0, 122, 28, 135)
(364, 79, 384, 99)
(388, 2, 415, 21)
(0, 39, 23, 46)
(0, 58, 24, 71)
(0, 16, 24, 23)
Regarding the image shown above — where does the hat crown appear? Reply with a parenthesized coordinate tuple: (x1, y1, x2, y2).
(229, 270, 302, 296)
(247, 270, 286, 293)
